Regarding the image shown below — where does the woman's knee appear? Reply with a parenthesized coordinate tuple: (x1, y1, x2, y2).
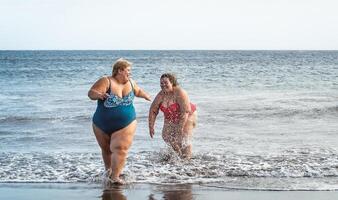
(190, 112, 197, 128)
(162, 133, 170, 144)
(184, 115, 196, 130)
(110, 143, 129, 155)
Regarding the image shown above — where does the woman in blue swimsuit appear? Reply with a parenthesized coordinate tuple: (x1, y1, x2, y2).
(88, 58, 151, 184)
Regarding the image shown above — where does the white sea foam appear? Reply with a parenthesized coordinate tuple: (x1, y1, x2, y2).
(1, 147, 338, 190)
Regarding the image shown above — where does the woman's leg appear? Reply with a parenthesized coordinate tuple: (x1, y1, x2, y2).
(162, 125, 182, 155)
(93, 124, 112, 170)
(180, 112, 197, 159)
(109, 120, 137, 182)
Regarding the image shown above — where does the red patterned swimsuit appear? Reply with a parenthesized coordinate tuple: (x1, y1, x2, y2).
(159, 102, 196, 124)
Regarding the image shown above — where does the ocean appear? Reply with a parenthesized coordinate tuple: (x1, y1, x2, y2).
(0, 50, 337, 191)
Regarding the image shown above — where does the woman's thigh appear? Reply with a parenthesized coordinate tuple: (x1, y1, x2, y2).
(162, 123, 178, 143)
(110, 120, 137, 150)
(93, 123, 111, 152)
(183, 111, 197, 135)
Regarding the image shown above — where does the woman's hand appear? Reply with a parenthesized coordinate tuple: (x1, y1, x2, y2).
(89, 89, 109, 100)
(97, 92, 110, 100)
(138, 88, 151, 101)
(149, 127, 155, 138)
(144, 94, 152, 101)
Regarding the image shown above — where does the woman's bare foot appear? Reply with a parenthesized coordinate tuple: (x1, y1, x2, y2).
(109, 177, 125, 185)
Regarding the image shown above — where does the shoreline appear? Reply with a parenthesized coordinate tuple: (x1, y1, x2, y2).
(1, 182, 338, 200)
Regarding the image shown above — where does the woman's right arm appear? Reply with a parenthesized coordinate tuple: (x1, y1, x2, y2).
(88, 77, 110, 100)
(148, 92, 162, 138)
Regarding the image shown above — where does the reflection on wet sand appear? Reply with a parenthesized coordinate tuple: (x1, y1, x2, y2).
(101, 185, 127, 200)
(101, 184, 193, 200)
(149, 184, 193, 200)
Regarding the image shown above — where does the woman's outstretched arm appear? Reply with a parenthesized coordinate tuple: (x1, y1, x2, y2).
(148, 92, 162, 138)
(131, 79, 151, 101)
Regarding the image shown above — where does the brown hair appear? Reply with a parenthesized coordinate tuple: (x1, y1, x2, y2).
(161, 73, 179, 86)
(112, 58, 132, 77)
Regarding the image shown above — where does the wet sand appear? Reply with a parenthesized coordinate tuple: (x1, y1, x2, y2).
(1, 183, 338, 200)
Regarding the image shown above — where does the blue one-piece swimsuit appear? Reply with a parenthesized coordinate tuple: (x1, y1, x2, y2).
(93, 79, 136, 135)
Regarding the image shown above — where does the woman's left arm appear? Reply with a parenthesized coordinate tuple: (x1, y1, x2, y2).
(176, 88, 191, 132)
(131, 80, 151, 101)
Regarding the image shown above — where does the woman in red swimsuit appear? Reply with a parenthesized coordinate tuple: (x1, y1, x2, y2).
(148, 73, 197, 159)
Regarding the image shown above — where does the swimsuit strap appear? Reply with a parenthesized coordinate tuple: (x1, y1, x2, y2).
(129, 79, 134, 94)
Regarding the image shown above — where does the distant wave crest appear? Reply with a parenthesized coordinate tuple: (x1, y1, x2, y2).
(0, 115, 91, 123)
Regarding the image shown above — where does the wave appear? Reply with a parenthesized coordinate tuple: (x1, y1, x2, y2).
(1, 149, 337, 190)
(0, 115, 91, 123)
(0, 114, 150, 125)
(0, 180, 74, 184)
(220, 105, 338, 120)
(0, 57, 110, 62)
(1, 106, 336, 124)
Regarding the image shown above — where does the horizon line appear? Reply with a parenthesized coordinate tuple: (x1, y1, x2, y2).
(1, 49, 338, 51)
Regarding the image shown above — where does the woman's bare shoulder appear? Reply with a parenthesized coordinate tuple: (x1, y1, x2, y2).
(155, 90, 165, 99)
(174, 86, 187, 97)
(97, 76, 110, 83)
(95, 76, 109, 86)
(90, 76, 109, 90)
(150, 91, 164, 108)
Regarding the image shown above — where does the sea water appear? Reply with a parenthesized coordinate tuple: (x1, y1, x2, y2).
(0, 50, 337, 190)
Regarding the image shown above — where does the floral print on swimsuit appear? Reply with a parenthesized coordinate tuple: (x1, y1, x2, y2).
(104, 91, 134, 108)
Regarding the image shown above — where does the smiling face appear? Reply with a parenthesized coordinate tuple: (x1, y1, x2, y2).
(119, 66, 131, 81)
(112, 58, 132, 80)
(160, 77, 174, 93)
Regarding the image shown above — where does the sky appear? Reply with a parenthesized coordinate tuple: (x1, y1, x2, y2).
(1, 0, 338, 50)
